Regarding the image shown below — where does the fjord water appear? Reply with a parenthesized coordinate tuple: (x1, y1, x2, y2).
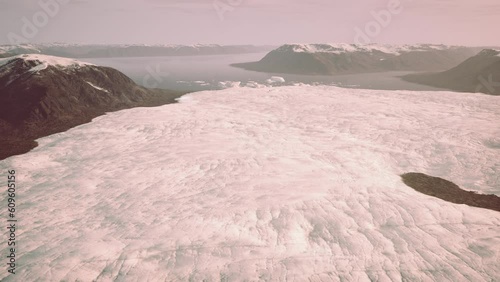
(85, 53, 446, 91)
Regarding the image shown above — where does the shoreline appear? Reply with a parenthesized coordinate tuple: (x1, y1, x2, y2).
(0, 90, 190, 161)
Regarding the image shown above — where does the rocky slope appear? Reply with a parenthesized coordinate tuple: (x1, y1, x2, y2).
(0, 54, 185, 160)
(402, 49, 500, 95)
(232, 44, 485, 75)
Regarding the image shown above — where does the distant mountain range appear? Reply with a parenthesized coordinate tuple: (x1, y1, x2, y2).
(0, 44, 275, 58)
(402, 49, 500, 95)
(232, 44, 491, 75)
(0, 54, 185, 160)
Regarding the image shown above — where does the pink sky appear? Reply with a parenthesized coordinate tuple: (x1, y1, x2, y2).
(1, 0, 499, 46)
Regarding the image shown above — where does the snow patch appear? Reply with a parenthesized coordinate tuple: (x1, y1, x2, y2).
(266, 76, 285, 84)
(86, 81, 110, 93)
(29, 63, 48, 72)
(0, 54, 94, 69)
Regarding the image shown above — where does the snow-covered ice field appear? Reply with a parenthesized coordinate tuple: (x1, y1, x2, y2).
(1, 86, 499, 281)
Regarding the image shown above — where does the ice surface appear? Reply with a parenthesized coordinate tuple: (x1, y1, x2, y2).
(214, 77, 287, 90)
(266, 76, 286, 84)
(1, 86, 499, 281)
(244, 81, 268, 88)
(217, 80, 242, 89)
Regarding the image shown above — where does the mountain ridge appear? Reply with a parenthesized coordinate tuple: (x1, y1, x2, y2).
(401, 49, 500, 95)
(0, 44, 276, 58)
(232, 43, 491, 75)
(0, 54, 186, 160)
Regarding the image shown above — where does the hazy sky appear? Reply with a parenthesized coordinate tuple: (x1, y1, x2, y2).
(1, 0, 499, 46)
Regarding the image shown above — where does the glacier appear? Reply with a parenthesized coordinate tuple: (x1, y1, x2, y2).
(0, 86, 499, 281)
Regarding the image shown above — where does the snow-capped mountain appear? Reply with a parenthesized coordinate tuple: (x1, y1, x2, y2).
(0, 54, 183, 160)
(0, 85, 498, 281)
(232, 43, 486, 75)
(0, 44, 42, 57)
(274, 43, 456, 55)
(0, 44, 275, 59)
(403, 49, 500, 95)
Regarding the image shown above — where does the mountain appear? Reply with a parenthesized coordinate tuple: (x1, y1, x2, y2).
(0, 44, 41, 58)
(0, 44, 275, 59)
(402, 49, 500, 95)
(1, 85, 498, 281)
(0, 54, 185, 160)
(232, 43, 486, 75)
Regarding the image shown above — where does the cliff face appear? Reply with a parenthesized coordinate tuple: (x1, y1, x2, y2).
(402, 49, 500, 95)
(0, 54, 185, 159)
(232, 44, 483, 75)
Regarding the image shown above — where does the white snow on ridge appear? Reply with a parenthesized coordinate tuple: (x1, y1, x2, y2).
(0, 54, 94, 69)
(86, 81, 110, 93)
(1, 86, 499, 281)
(29, 63, 48, 72)
(284, 43, 458, 55)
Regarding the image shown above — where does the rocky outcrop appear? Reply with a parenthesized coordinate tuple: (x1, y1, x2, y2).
(0, 54, 186, 160)
(401, 172, 500, 212)
(402, 49, 500, 95)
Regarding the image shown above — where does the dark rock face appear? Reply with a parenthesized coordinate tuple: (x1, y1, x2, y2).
(1, 58, 144, 124)
(0, 55, 185, 160)
(402, 49, 500, 95)
(231, 44, 482, 75)
(401, 172, 500, 212)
